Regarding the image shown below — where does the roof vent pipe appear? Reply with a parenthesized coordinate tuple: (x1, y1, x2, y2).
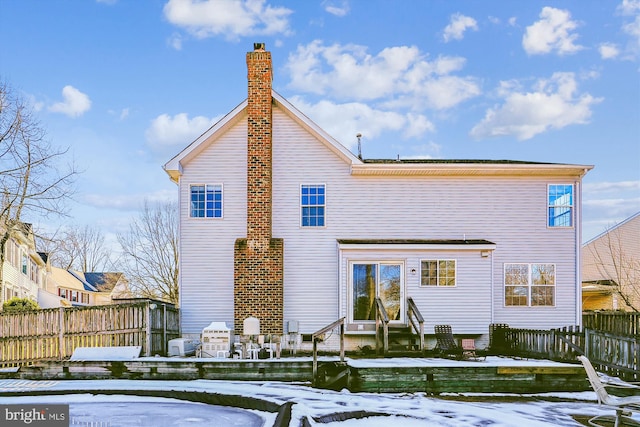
(356, 133, 362, 160)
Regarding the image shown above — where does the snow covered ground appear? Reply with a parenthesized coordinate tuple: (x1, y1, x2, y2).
(1, 356, 638, 426)
(0, 378, 637, 427)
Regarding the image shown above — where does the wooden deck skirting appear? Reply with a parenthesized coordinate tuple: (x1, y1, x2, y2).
(2, 358, 590, 394)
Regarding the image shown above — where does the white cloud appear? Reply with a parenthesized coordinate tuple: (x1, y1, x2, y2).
(285, 41, 480, 110)
(583, 180, 640, 193)
(163, 0, 292, 41)
(48, 85, 91, 118)
(289, 96, 434, 149)
(443, 13, 478, 42)
(522, 7, 583, 55)
(168, 33, 183, 50)
(469, 72, 602, 141)
(145, 113, 219, 150)
(84, 189, 177, 211)
(618, 0, 640, 15)
(508, 17, 517, 27)
(613, 1, 640, 59)
(582, 179, 640, 239)
(323, 0, 349, 17)
(108, 108, 130, 120)
(599, 42, 620, 59)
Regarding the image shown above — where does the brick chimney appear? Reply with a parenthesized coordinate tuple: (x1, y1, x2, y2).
(234, 43, 284, 336)
(246, 42, 273, 240)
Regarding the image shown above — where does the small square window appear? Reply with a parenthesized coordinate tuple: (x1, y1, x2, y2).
(421, 260, 456, 286)
(190, 184, 223, 218)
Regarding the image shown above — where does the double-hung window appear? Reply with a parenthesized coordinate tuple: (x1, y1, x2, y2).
(504, 263, 555, 307)
(190, 184, 223, 218)
(301, 184, 325, 227)
(548, 184, 573, 227)
(420, 260, 456, 287)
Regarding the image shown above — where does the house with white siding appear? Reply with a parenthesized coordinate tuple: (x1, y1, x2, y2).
(164, 44, 593, 352)
(1, 223, 48, 307)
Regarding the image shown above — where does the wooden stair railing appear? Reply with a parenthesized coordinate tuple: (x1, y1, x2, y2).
(374, 297, 390, 355)
(407, 297, 425, 352)
(312, 317, 345, 385)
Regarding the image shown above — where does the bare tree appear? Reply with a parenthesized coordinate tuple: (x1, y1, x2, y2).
(117, 201, 178, 305)
(38, 225, 113, 271)
(586, 222, 640, 312)
(0, 80, 77, 293)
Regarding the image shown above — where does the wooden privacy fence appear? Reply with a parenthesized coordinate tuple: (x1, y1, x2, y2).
(583, 311, 640, 336)
(503, 326, 639, 381)
(0, 300, 180, 367)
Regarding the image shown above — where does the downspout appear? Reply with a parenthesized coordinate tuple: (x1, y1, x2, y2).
(575, 179, 583, 327)
(490, 249, 495, 324)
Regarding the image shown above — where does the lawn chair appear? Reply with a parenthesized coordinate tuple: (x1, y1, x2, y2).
(578, 355, 640, 427)
(461, 338, 486, 361)
(434, 325, 463, 359)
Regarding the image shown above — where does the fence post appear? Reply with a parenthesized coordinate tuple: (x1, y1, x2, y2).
(163, 303, 167, 356)
(145, 302, 152, 357)
(58, 307, 65, 360)
(585, 328, 590, 359)
(549, 329, 556, 360)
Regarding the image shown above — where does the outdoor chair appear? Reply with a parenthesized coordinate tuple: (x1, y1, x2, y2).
(461, 338, 486, 361)
(433, 325, 464, 359)
(578, 355, 640, 427)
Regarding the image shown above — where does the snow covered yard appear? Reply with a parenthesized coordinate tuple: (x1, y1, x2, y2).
(1, 378, 637, 426)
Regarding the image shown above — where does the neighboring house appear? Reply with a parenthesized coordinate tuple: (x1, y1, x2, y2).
(582, 212, 640, 311)
(0, 222, 47, 306)
(164, 44, 593, 351)
(49, 268, 130, 306)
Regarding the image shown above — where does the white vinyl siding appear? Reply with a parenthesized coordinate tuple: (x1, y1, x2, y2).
(177, 117, 247, 334)
(177, 105, 582, 336)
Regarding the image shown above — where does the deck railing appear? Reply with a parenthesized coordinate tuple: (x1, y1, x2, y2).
(374, 297, 389, 355)
(407, 297, 425, 351)
(312, 317, 345, 383)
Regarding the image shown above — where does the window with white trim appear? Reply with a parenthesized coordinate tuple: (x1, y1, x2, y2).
(420, 260, 456, 286)
(300, 184, 325, 227)
(504, 263, 555, 306)
(548, 184, 573, 227)
(190, 184, 223, 218)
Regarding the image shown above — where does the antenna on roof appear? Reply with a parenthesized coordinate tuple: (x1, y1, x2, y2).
(356, 133, 362, 160)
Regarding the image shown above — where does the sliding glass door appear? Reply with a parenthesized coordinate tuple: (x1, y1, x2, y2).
(351, 262, 403, 323)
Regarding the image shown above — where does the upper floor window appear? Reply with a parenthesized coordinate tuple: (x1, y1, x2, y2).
(301, 184, 325, 227)
(548, 184, 573, 227)
(421, 260, 456, 287)
(190, 184, 223, 218)
(504, 263, 555, 307)
(21, 254, 27, 275)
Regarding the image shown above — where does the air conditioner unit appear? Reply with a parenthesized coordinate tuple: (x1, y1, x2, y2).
(168, 338, 199, 357)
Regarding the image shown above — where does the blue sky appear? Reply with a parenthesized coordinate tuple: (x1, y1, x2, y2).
(1, 0, 638, 245)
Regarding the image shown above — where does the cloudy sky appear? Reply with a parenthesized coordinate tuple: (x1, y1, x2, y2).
(1, 0, 638, 244)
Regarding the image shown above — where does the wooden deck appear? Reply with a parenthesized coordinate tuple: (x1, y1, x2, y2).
(1, 356, 590, 394)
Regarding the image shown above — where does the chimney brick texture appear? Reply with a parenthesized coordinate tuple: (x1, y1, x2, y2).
(234, 46, 284, 336)
(246, 49, 272, 240)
